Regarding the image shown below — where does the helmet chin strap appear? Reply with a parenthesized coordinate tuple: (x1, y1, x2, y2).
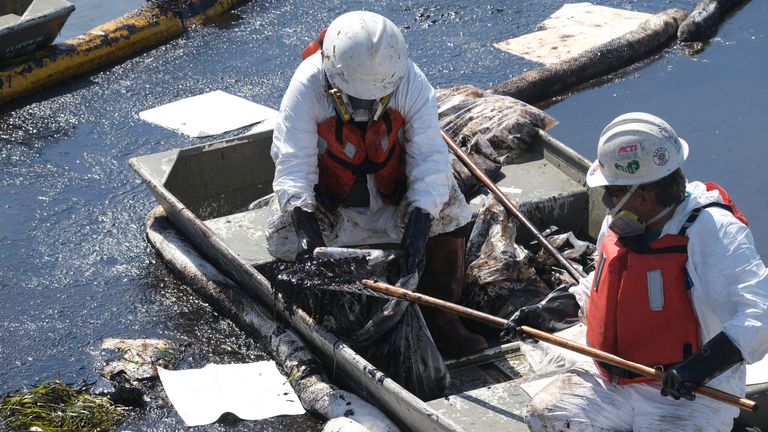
(608, 184, 639, 217)
(607, 184, 675, 223)
(645, 203, 675, 226)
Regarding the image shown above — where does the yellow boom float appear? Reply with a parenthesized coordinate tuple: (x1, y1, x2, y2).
(0, 0, 244, 106)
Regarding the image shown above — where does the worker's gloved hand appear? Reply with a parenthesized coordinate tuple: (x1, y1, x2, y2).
(291, 207, 326, 260)
(661, 332, 743, 401)
(397, 207, 432, 290)
(500, 285, 580, 343)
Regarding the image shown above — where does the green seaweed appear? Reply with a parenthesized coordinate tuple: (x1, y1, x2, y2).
(0, 381, 125, 432)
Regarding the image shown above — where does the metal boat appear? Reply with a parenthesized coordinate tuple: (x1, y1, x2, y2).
(129, 120, 768, 431)
(0, 0, 74, 61)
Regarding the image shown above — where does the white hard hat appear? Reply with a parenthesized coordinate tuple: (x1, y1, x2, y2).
(322, 11, 408, 100)
(586, 112, 689, 187)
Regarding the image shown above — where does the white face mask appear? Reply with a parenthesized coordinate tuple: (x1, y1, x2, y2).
(605, 184, 673, 237)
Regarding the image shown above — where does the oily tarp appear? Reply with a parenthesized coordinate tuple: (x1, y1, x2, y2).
(436, 85, 558, 166)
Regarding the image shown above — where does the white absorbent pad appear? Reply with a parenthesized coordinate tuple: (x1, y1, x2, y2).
(158, 362, 306, 426)
(495, 3, 652, 64)
(139, 90, 278, 137)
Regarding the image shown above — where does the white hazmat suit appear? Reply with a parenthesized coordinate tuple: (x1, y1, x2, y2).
(528, 181, 768, 431)
(266, 52, 471, 260)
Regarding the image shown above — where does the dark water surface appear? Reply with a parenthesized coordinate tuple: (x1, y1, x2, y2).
(1, 1, 765, 430)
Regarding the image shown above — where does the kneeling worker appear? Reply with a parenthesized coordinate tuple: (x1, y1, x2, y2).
(504, 112, 768, 431)
(265, 11, 487, 357)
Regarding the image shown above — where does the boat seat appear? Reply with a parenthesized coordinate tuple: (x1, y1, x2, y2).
(427, 376, 532, 431)
(204, 206, 276, 267)
(0, 14, 22, 27)
(203, 156, 589, 268)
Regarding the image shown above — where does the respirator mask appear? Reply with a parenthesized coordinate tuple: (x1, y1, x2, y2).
(603, 184, 673, 237)
(328, 86, 392, 123)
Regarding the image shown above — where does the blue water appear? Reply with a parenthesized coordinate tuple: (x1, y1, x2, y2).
(56, 0, 147, 41)
(1, 1, 766, 430)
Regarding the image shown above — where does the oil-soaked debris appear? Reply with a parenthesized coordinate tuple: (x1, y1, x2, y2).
(463, 197, 551, 337)
(0, 380, 125, 431)
(463, 197, 595, 337)
(101, 338, 178, 381)
(264, 257, 377, 330)
(437, 85, 558, 164)
(264, 257, 448, 400)
(448, 127, 503, 201)
(261, 213, 595, 397)
(531, 231, 596, 288)
(92, 338, 180, 411)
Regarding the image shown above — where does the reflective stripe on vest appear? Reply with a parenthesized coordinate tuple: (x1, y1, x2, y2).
(587, 229, 700, 385)
(315, 109, 407, 208)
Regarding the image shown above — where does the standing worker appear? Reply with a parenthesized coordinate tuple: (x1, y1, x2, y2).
(503, 112, 768, 431)
(265, 10, 487, 357)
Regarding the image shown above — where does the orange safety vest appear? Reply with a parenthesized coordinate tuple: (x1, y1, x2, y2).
(315, 111, 408, 209)
(587, 230, 700, 384)
(587, 184, 746, 385)
(301, 28, 327, 61)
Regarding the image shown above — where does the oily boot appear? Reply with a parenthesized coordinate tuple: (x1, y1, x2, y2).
(418, 235, 488, 358)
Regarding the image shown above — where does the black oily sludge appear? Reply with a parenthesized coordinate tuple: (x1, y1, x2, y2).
(263, 257, 382, 334)
(262, 257, 449, 400)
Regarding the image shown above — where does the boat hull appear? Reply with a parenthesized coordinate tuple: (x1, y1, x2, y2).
(0, 0, 75, 60)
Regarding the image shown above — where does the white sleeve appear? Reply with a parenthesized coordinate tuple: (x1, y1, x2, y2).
(390, 61, 451, 217)
(270, 57, 328, 214)
(569, 217, 610, 321)
(687, 208, 768, 363)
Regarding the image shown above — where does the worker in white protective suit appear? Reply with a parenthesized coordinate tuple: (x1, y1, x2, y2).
(265, 11, 488, 357)
(502, 112, 768, 431)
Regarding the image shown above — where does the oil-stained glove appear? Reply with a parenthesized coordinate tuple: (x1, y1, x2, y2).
(291, 207, 326, 260)
(661, 331, 743, 401)
(397, 207, 432, 290)
(500, 285, 580, 343)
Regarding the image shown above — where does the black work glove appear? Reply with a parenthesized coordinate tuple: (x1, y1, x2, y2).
(290, 207, 326, 260)
(500, 285, 580, 343)
(661, 331, 743, 401)
(397, 207, 432, 290)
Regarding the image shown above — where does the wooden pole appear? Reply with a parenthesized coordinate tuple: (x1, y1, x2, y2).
(360, 279, 757, 412)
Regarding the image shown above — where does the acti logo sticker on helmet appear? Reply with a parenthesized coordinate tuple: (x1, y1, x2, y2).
(614, 160, 640, 174)
(653, 147, 670, 166)
(616, 143, 640, 160)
